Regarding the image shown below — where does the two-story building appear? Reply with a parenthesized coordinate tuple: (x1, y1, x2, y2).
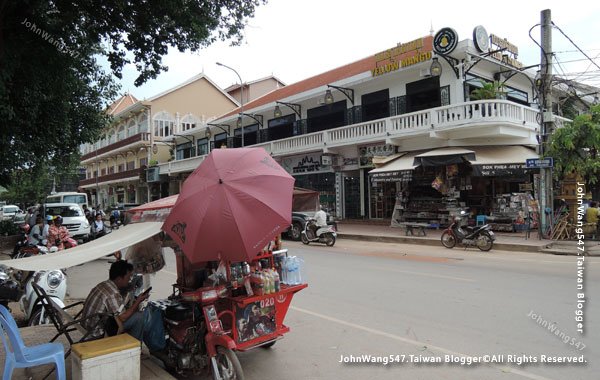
(155, 26, 572, 228)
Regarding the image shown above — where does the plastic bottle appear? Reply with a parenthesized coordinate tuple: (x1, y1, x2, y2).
(273, 269, 280, 292)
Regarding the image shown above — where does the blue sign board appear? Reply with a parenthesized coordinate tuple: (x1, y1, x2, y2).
(526, 158, 554, 168)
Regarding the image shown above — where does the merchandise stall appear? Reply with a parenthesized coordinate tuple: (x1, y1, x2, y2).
(126, 147, 308, 379)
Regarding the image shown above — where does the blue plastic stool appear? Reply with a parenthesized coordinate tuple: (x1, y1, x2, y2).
(476, 215, 486, 226)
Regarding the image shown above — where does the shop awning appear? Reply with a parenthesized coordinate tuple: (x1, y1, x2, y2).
(372, 153, 404, 166)
(470, 146, 538, 176)
(7, 222, 163, 271)
(413, 147, 476, 166)
(369, 152, 418, 182)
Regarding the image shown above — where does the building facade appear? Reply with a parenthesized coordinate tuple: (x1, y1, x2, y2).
(79, 74, 239, 208)
(151, 27, 576, 228)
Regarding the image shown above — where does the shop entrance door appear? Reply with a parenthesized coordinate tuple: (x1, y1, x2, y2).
(344, 171, 360, 219)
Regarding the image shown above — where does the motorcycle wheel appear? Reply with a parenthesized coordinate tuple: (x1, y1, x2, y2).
(301, 233, 310, 245)
(440, 231, 456, 248)
(477, 233, 494, 252)
(28, 307, 52, 326)
(261, 341, 276, 349)
(213, 346, 244, 380)
(324, 233, 336, 247)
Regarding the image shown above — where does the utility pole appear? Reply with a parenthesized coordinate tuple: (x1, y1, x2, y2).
(539, 9, 555, 237)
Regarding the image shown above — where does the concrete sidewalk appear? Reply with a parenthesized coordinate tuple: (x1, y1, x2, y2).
(335, 221, 600, 256)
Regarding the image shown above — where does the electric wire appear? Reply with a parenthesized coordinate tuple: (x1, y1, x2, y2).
(551, 21, 600, 72)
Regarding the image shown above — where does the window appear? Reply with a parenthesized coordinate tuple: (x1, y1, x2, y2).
(109, 166, 115, 174)
(101, 168, 106, 176)
(127, 120, 137, 137)
(176, 142, 193, 160)
(197, 138, 208, 156)
(307, 100, 347, 133)
(108, 130, 116, 144)
(362, 89, 390, 122)
(117, 125, 126, 140)
(139, 157, 148, 167)
(234, 124, 258, 147)
(138, 114, 149, 133)
(181, 114, 199, 132)
(126, 161, 135, 170)
(267, 114, 295, 141)
(118, 164, 125, 172)
(406, 77, 441, 113)
(153, 111, 175, 138)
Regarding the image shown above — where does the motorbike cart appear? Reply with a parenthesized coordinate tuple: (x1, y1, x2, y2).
(130, 242, 306, 380)
(126, 148, 307, 380)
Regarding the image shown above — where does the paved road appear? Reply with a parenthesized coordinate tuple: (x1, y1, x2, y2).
(66, 240, 598, 380)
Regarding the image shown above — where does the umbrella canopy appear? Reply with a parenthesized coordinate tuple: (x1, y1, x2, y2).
(163, 148, 295, 264)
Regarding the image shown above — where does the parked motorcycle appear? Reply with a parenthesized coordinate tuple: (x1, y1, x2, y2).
(0, 265, 21, 310)
(20, 269, 67, 325)
(441, 212, 495, 251)
(300, 218, 337, 246)
(10, 249, 67, 325)
(11, 223, 31, 258)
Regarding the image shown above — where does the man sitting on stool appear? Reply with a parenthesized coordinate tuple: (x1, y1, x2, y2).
(81, 260, 165, 351)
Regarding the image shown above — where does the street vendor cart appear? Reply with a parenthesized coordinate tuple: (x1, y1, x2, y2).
(126, 147, 307, 380)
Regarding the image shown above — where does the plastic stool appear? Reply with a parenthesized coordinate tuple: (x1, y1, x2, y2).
(476, 215, 486, 226)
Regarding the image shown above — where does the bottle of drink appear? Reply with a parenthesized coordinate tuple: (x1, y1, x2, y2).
(273, 269, 280, 292)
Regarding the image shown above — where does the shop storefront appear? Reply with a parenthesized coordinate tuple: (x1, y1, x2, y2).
(369, 146, 539, 230)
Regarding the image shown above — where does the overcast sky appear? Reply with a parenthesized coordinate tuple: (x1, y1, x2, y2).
(114, 0, 600, 100)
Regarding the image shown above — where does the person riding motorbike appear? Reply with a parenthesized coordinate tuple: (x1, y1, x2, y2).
(91, 213, 107, 239)
(28, 216, 46, 246)
(47, 215, 69, 250)
(312, 205, 328, 234)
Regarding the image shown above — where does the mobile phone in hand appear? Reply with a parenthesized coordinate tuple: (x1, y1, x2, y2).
(141, 286, 152, 295)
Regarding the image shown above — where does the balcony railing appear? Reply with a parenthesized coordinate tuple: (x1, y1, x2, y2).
(80, 168, 143, 186)
(81, 132, 151, 161)
(158, 100, 558, 175)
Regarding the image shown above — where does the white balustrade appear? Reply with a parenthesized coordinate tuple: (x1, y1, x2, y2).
(163, 100, 549, 170)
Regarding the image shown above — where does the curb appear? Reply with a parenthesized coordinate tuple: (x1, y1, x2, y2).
(337, 233, 599, 255)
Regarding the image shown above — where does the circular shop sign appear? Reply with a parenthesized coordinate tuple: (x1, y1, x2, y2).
(433, 27, 459, 55)
(473, 25, 489, 52)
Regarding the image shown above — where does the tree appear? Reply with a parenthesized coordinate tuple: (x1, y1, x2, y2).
(0, 0, 265, 186)
(547, 104, 600, 200)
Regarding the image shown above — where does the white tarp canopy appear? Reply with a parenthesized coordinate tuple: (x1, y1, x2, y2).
(7, 222, 163, 271)
(469, 145, 537, 165)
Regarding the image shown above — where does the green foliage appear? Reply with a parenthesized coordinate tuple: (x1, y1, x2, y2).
(0, 220, 19, 236)
(0, 0, 265, 185)
(470, 81, 507, 100)
(548, 104, 600, 196)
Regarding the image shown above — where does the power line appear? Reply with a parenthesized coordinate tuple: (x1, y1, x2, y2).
(552, 22, 600, 71)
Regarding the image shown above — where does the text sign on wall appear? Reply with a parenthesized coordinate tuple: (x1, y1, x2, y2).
(281, 153, 332, 175)
(372, 36, 433, 77)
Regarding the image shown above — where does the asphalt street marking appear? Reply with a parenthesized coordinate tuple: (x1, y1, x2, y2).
(369, 266, 475, 282)
(291, 306, 553, 380)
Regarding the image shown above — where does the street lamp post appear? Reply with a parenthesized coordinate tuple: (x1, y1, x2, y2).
(216, 62, 244, 147)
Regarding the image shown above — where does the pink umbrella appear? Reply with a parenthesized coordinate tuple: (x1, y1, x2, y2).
(162, 148, 295, 264)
